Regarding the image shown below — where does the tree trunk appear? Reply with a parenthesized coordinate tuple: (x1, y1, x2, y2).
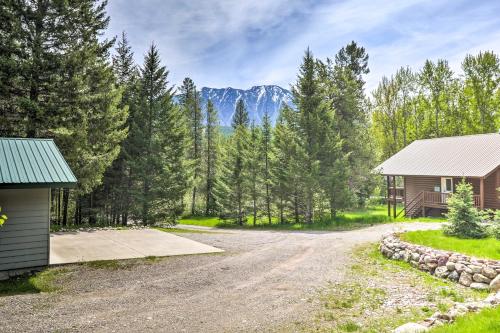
(294, 190, 299, 224)
(191, 187, 196, 216)
(62, 188, 69, 227)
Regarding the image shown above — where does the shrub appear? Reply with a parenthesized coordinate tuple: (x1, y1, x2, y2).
(0, 207, 6, 227)
(488, 210, 500, 240)
(443, 180, 486, 239)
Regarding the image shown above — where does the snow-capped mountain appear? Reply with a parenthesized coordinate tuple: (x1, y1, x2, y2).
(200, 85, 294, 126)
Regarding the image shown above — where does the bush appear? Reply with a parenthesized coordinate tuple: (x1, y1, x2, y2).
(443, 180, 486, 239)
(0, 207, 6, 227)
(487, 210, 500, 240)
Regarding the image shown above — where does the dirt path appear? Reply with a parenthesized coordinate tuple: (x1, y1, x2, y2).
(0, 222, 441, 333)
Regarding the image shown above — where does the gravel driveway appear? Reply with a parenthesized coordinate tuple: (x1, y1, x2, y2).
(0, 222, 441, 333)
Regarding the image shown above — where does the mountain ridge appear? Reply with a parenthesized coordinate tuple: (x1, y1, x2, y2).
(196, 85, 294, 126)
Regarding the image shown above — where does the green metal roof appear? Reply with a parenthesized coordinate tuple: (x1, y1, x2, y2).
(0, 138, 77, 188)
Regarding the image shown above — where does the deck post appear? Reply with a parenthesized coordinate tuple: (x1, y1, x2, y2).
(392, 175, 397, 218)
(387, 176, 391, 217)
(479, 177, 484, 210)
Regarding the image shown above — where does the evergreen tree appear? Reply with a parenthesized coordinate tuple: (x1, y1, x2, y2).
(292, 48, 322, 223)
(323, 41, 375, 208)
(179, 77, 203, 215)
(96, 31, 138, 225)
(0, 0, 127, 225)
(444, 180, 486, 239)
(232, 99, 250, 128)
(261, 110, 273, 224)
(219, 100, 251, 225)
(248, 121, 262, 225)
(204, 99, 220, 215)
(270, 107, 302, 223)
(129, 43, 180, 224)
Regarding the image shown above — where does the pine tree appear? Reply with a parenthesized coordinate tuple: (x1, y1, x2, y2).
(204, 99, 220, 215)
(271, 106, 307, 224)
(96, 31, 138, 225)
(261, 110, 273, 224)
(179, 78, 203, 215)
(323, 41, 374, 209)
(232, 99, 250, 128)
(292, 48, 322, 223)
(220, 100, 251, 225)
(155, 99, 190, 224)
(248, 121, 262, 225)
(129, 43, 175, 224)
(444, 180, 486, 239)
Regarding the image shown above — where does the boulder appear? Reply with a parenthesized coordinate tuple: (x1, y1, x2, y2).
(455, 263, 466, 273)
(470, 282, 490, 291)
(473, 273, 491, 284)
(411, 252, 420, 261)
(434, 266, 449, 278)
(446, 261, 455, 271)
(468, 265, 482, 274)
(482, 266, 497, 279)
(448, 270, 459, 282)
(490, 275, 500, 292)
(459, 272, 473, 287)
(437, 255, 449, 266)
(394, 322, 429, 333)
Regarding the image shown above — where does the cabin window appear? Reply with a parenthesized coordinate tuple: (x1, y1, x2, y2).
(441, 177, 453, 193)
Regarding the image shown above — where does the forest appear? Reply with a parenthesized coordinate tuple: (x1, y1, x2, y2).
(1, 0, 499, 227)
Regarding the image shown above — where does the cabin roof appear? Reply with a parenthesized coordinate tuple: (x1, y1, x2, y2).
(375, 133, 500, 177)
(0, 138, 77, 188)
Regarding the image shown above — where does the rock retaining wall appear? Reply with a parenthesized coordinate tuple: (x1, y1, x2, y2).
(380, 234, 500, 291)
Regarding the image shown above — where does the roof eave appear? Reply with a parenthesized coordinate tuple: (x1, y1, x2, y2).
(0, 182, 77, 189)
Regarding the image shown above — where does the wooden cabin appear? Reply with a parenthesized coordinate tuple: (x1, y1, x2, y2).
(375, 133, 500, 218)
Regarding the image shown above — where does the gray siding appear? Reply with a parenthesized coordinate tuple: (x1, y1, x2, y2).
(0, 188, 49, 271)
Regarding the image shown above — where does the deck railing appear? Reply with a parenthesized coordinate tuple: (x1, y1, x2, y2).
(422, 191, 480, 208)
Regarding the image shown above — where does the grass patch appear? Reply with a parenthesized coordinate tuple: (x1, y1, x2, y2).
(179, 205, 445, 231)
(178, 216, 221, 227)
(429, 306, 500, 333)
(154, 227, 217, 234)
(0, 268, 69, 296)
(294, 244, 483, 333)
(400, 229, 500, 260)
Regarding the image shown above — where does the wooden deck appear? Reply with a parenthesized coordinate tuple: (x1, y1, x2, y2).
(421, 191, 480, 208)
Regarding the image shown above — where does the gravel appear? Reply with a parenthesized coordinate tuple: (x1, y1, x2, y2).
(0, 222, 442, 333)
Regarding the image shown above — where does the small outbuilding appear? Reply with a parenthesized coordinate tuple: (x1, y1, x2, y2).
(0, 138, 77, 277)
(376, 133, 500, 218)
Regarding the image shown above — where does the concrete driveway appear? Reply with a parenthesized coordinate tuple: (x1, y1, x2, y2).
(50, 229, 223, 264)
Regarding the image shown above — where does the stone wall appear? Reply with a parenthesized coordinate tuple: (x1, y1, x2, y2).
(380, 234, 500, 291)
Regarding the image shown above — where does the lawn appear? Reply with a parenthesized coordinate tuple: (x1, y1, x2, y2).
(429, 306, 500, 333)
(400, 229, 500, 260)
(179, 205, 445, 231)
(0, 268, 69, 296)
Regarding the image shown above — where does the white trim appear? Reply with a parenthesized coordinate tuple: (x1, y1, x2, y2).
(441, 177, 453, 193)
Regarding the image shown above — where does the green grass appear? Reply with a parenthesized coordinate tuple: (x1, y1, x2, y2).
(400, 229, 500, 260)
(429, 306, 500, 333)
(154, 227, 217, 234)
(0, 268, 69, 296)
(179, 205, 445, 231)
(296, 243, 482, 333)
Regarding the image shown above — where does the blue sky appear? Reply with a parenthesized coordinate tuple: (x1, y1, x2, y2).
(106, 0, 500, 92)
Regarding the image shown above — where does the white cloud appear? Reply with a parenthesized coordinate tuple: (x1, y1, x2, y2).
(106, 0, 500, 90)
